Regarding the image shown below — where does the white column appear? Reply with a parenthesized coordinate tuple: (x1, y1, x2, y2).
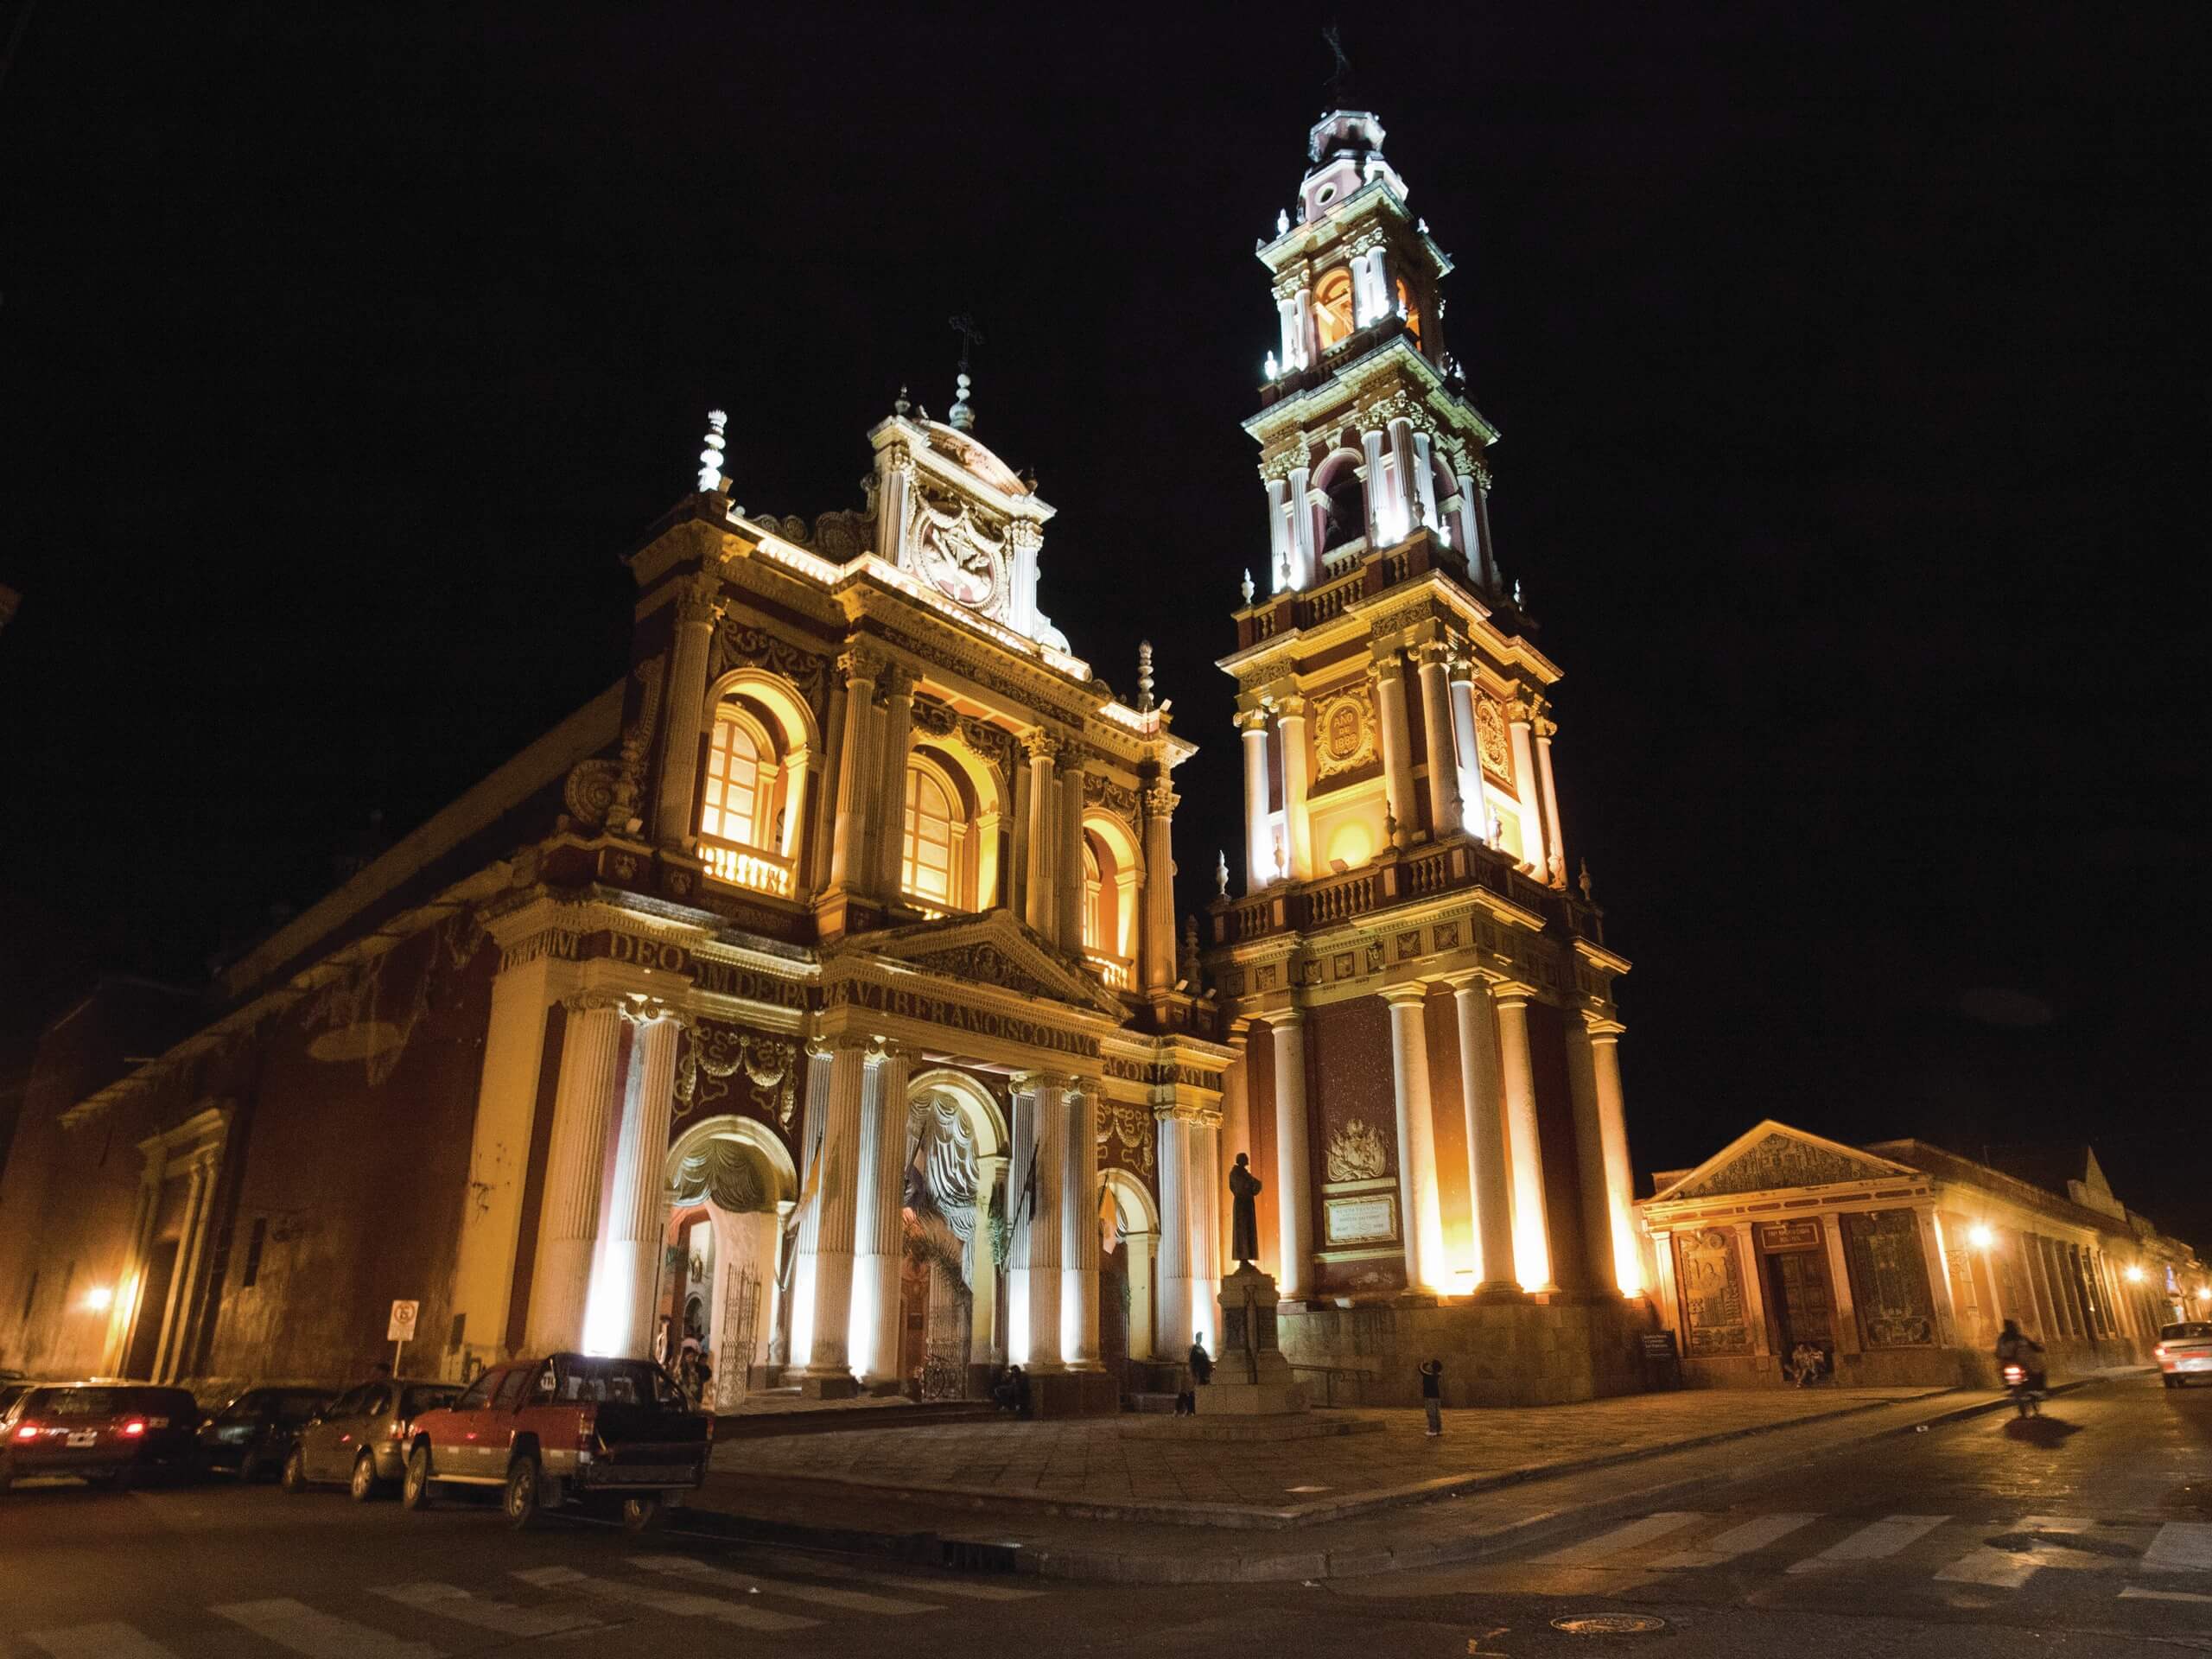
(524, 995, 626, 1354)
(1446, 656, 1494, 846)
(1264, 477, 1291, 588)
(595, 1009, 683, 1357)
(1155, 1107, 1193, 1354)
(1023, 734, 1057, 939)
(1451, 471, 1480, 563)
(1058, 748, 1088, 950)
(1534, 712, 1566, 887)
(1362, 429, 1389, 544)
(1005, 1077, 1037, 1366)
(1141, 783, 1178, 994)
(1271, 1013, 1313, 1300)
(1274, 697, 1313, 880)
(1237, 709, 1274, 891)
(849, 1039, 910, 1385)
(655, 572, 719, 849)
(1381, 985, 1445, 1292)
(1286, 466, 1315, 589)
(874, 666, 915, 898)
(1388, 419, 1418, 543)
(1020, 1076, 1066, 1370)
(1506, 696, 1548, 875)
(1586, 1020, 1640, 1295)
(1275, 295, 1301, 369)
(1450, 976, 1519, 1295)
(826, 647, 880, 896)
(787, 1042, 830, 1368)
(1411, 430, 1440, 532)
(1492, 986, 1554, 1292)
(767, 1198, 797, 1369)
(796, 1039, 867, 1379)
(968, 1154, 1007, 1362)
(1561, 1018, 1619, 1297)
(1374, 655, 1416, 848)
(1061, 1077, 1103, 1369)
(1415, 645, 1462, 837)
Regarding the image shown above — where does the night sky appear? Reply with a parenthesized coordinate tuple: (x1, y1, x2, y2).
(2, 9, 2203, 1239)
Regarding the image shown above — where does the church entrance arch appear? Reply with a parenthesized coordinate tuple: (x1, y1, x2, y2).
(661, 1116, 795, 1411)
(1099, 1166, 1160, 1394)
(905, 1069, 1005, 1398)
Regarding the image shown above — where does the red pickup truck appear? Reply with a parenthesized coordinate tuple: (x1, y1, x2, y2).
(400, 1352, 712, 1530)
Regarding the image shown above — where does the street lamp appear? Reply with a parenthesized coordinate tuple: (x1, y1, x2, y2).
(83, 1286, 112, 1312)
(1967, 1224, 1994, 1249)
(2126, 1264, 2146, 1284)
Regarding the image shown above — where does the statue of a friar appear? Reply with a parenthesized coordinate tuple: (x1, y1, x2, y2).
(1229, 1152, 1262, 1268)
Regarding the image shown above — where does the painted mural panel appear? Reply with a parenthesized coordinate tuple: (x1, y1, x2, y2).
(1842, 1209, 1937, 1347)
(1674, 1227, 1751, 1356)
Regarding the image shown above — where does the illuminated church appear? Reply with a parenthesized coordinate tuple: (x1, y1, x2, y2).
(0, 106, 1650, 1413)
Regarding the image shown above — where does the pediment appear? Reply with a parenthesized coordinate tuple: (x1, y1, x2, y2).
(865, 908, 1124, 1018)
(1655, 1121, 1919, 1203)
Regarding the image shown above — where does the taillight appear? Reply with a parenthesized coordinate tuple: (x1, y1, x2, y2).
(391, 1418, 409, 1441)
(13, 1422, 37, 1441)
(122, 1420, 146, 1437)
(2002, 1365, 2024, 1385)
(576, 1402, 597, 1452)
(2157, 1344, 2168, 1358)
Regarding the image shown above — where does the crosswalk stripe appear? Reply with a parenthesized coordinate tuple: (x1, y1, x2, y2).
(1786, 1514, 1948, 1573)
(2145, 1522, 2212, 1573)
(629, 1554, 939, 1613)
(375, 1581, 607, 1637)
(1653, 1512, 1821, 1570)
(1535, 1511, 1704, 1566)
(817, 1565, 1047, 1602)
(2122, 1586, 2212, 1605)
(1934, 1515, 2094, 1588)
(212, 1598, 443, 1658)
(22, 1623, 177, 1659)
(513, 1565, 819, 1631)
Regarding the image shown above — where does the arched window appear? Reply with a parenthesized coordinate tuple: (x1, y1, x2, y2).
(1315, 268, 1357, 349)
(1395, 276, 1422, 349)
(902, 760, 957, 909)
(701, 713, 765, 849)
(697, 688, 810, 898)
(1082, 839, 1104, 955)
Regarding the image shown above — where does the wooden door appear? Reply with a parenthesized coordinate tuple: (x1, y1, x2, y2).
(1766, 1249, 1836, 1355)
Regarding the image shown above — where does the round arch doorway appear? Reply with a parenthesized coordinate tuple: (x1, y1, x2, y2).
(658, 1116, 796, 1412)
(903, 1070, 1007, 1399)
(1098, 1166, 1160, 1396)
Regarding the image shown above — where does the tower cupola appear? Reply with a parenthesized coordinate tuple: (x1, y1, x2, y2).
(1298, 111, 1406, 224)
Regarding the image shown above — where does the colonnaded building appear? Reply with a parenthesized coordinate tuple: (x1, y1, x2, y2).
(0, 108, 1656, 1412)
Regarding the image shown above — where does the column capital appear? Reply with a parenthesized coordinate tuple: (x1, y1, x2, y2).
(881, 661, 918, 701)
(677, 567, 725, 626)
(1417, 641, 1454, 671)
(1370, 652, 1407, 683)
(1142, 781, 1179, 818)
(1376, 981, 1432, 1009)
(560, 988, 630, 1017)
(1440, 967, 1503, 993)
(1534, 714, 1560, 741)
(1445, 650, 1478, 686)
(1265, 1005, 1306, 1029)
(1506, 691, 1542, 726)
(617, 996, 690, 1029)
(1023, 728, 1060, 762)
(867, 1035, 906, 1065)
(1009, 1068, 1073, 1094)
(1489, 980, 1541, 1008)
(1274, 693, 1308, 721)
(1583, 1013, 1626, 1041)
(1068, 1073, 1105, 1099)
(1233, 708, 1269, 735)
(839, 642, 887, 685)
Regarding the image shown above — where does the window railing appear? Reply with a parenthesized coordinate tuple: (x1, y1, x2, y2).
(697, 836, 793, 897)
(1087, 952, 1134, 990)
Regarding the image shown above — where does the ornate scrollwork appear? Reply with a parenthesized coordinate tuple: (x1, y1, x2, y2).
(1325, 1117, 1390, 1182)
(911, 696, 958, 738)
(1311, 683, 1377, 780)
(563, 655, 662, 832)
(676, 1022, 798, 1128)
(1095, 1097, 1154, 1175)
(1475, 694, 1510, 778)
(709, 621, 828, 715)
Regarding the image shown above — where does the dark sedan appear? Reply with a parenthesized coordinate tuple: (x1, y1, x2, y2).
(0, 1384, 202, 1491)
(196, 1386, 330, 1481)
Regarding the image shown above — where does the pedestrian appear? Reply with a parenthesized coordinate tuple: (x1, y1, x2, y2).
(993, 1363, 1024, 1414)
(1420, 1357, 1444, 1436)
(1994, 1318, 2046, 1393)
(1181, 1337, 1212, 1415)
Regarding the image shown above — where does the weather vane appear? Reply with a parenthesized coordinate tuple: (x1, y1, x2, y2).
(1322, 24, 1351, 95)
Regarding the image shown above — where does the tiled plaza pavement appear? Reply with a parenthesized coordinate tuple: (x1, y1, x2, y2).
(717, 1387, 1942, 1515)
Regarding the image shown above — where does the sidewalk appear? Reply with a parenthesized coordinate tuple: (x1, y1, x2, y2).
(682, 1373, 2147, 1580)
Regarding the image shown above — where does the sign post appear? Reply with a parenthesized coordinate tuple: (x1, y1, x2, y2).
(387, 1299, 420, 1377)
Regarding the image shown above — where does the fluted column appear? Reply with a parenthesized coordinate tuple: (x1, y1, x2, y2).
(1023, 734, 1058, 938)
(1277, 697, 1313, 880)
(874, 666, 915, 899)
(596, 1007, 684, 1357)
(1154, 1106, 1193, 1353)
(1141, 783, 1177, 993)
(1193, 1116, 1222, 1302)
(968, 1154, 1007, 1361)
(1492, 985, 1555, 1292)
(524, 995, 626, 1354)
(1446, 654, 1496, 846)
(1448, 975, 1521, 1295)
(1380, 985, 1445, 1292)
(851, 1039, 910, 1385)
(1586, 1020, 1639, 1295)
(1505, 694, 1548, 876)
(655, 568, 721, 849)
(1361, 429, 1390, 544)
(767, 1198, 797, 1368)
(1388, 418, 1419, 541)
(1010, 1074, 1067, 1370)
(1534, 711, 1566, 887)
(1561, 1017, 1618, 1297)
(1061, 1077, 1103, 1369)
(1058, 747, 1088, 950)
(1415, 645, 1462, 838)
(826, 646, 882, 896)
(1374, 654, 1416, 848)
(795, 1038, 868, 1380)
(1237, 709, 1274, 891)
(1271, 1013, 1313, 1299)
(805, 677, 846, 894)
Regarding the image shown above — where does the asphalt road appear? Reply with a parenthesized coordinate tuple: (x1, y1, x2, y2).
(2, 1376, 2207, 1658)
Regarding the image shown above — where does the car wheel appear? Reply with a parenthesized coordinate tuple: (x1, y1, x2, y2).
(100, 1465, 134, 1493)
(503, 1455, 542, 1531)
(401, 1445, 437, 1511)
(2166, 1376, 2180, 1389)
(349, 1450, 382, 1503)
(620, 1494, 662, 1533)
(281, 1446, 309, 1494)
(0, 1452, 14, 1496)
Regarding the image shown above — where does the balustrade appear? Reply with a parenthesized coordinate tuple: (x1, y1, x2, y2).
(698, 836, 795, 896)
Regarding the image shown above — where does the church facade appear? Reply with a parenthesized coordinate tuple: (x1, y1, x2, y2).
(1201, 111, 1650, 1405)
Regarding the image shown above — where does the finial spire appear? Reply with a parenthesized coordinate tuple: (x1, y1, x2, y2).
(696, 409, 728, 493)
(1135, 640, 1155, 711)
(1241, 569, 1255, 605)
(1214, 850, 1230, 899)
(893, 385, 912, 418)
(948, 313, 983, 431)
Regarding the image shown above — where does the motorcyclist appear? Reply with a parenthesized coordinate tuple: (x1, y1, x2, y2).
(1994, 1318, 2046, 1392)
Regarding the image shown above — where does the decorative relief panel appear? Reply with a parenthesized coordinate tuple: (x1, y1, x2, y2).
(1312, 683, 1378, 780)
(902, 943, 1057, 1001)
(1325, 1117, 1390, 1182)
(1096, 1098, 1155, 1178)
(1475, 695, 1511, 779)
(709, 622, 830, 716)
(1670, 1133, 1896, 1200)
(1675, 1227, 1752, 1357)
(676, 1021, 798, 1133)
(1842, 1210, 1938, 1347)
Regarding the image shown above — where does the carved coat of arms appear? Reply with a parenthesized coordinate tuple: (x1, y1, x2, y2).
(1325, 1116, 1389, 1182)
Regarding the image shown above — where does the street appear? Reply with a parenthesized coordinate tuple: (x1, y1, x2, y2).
(1, 1376, 2208, 1657)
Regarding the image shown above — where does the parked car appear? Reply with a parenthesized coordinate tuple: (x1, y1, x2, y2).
(0, 1382, 36, 1420)
(0, 1383, 203, 1491)
(2157, 1321, 2212, 1387)
(401, 1352, 712, 1531)
(196, 1386, 331, 1481)
(283, 1377, 461, 1501)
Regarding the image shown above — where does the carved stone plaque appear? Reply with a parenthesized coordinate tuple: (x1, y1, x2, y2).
(1675, 1227, 1751, 1356)
(1842, 1210, 1936, 1347)
(1325, 1192, 1398, 1247)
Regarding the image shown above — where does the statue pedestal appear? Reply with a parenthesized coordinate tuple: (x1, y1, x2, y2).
(1193, 1263, 1308, 1416)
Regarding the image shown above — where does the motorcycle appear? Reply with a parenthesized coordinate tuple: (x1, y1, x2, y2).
(2002, 1361, 2042, 1417)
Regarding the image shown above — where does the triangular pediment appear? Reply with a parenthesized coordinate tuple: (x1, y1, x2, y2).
(861, 908, 1125, 1019)
(1653, 1120, 1921, 1203)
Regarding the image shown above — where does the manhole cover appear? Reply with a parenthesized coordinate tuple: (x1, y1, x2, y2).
(1551, 1613, 1669, 1636)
